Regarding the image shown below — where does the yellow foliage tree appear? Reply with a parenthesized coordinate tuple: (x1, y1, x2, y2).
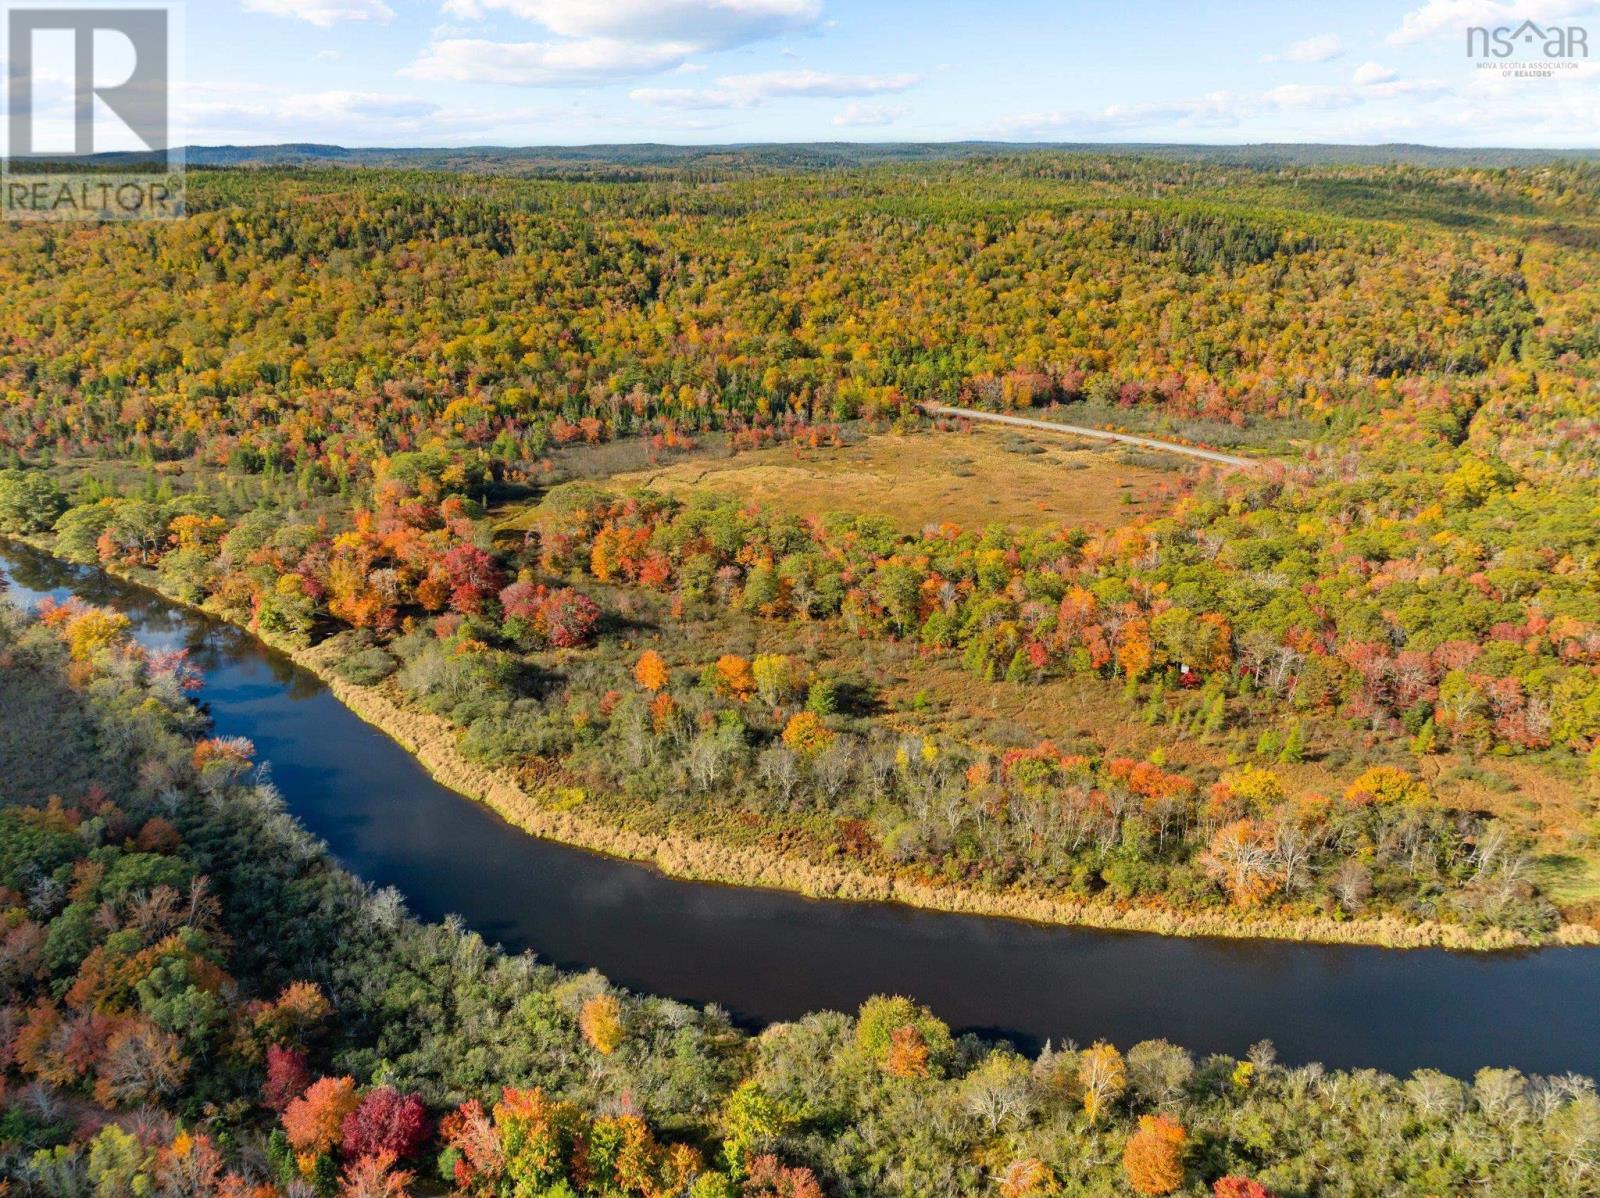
(579, 994, 625, 1056)
(1077, 1041, 1126, 1123)
(64, 608, 131, 662)
(1218, 765, 1286, 811)
(1343, 766, 1430, 807)
(781, 711, 835, 756)
(752, 653, 799, 706)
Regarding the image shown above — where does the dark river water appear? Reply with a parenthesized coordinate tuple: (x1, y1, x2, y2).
(5, 539, 1599, 1080)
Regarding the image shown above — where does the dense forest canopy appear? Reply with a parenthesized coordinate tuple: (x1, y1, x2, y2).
(4, 595, 1600, 1197)
(1, 152, 1598, 944)
(88, 141, 1600, 171)
(3, 149, 1600, 1192)
(2, 155, 1597, 490)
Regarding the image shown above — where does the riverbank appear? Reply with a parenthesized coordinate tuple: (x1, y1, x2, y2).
(14, 534, 1598, 952)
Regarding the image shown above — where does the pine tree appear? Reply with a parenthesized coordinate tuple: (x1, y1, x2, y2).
(1278, 722, 1305, 764)
(1005, 650, 1029, 685)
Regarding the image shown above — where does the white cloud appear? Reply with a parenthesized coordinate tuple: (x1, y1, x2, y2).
(1396, 67, 1600, 142)
(1263, 33, 1346, 63)
(994, 73, 1453, 137)
(1353, 61, 1399, 84)
(182, 85, 443, 135)
(832, 102, 905, 127)
(1388, 0, 1598, 44)
(996, 93, 1245, 138)
(404, 37, 694, 85)
(241, 0, 394, 28)
(1266, 75, 1448, 108)
(411, 0, 821, 87)
(633, 68, 919, 109)
(177, 77, 746, 145)
(435, 0, 820, 48)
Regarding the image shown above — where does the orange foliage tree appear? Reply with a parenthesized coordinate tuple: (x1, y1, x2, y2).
(633, 650, 670, 693)
(712, 654, 757, 699)
(1201, 820, 1282, 907)
(1123, 1114, 1188, 1195)
(284, 1075, 362, 1158)
(998, 1158, 1060, 1198)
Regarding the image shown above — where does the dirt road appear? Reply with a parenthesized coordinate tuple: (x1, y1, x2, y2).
(922, 403, 1264, 470)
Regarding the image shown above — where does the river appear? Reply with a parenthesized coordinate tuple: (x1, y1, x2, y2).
(4, 539, 1598, 1080)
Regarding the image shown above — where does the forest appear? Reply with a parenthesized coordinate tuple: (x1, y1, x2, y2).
(3, 592, 1599, 1196)
(2, 149, 1600, 1191)
(0, 154, 1597, 941)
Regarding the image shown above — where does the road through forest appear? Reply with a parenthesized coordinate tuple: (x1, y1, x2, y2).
(922, 403, 1266, 469)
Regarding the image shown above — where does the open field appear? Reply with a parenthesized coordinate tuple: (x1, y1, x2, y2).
(557, 427, 1180, 533)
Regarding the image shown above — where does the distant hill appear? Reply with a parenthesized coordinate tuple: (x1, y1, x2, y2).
(95, 141, 1600, 174)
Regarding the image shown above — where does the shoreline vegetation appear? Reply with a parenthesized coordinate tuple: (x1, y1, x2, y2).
(11, 532, 1600, 1198)
(6, 152, 1600, 1198)
(14, 534, 1597, 954)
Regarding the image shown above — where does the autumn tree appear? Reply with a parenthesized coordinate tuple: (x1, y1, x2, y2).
(1343, 766, 1429, 807)
(712, 654, 757, 699)
(151, 1131, 227, 1198)
(94, 1019, 188, 1107)
(855, 995, 953, 1078)
(284, 1075, 362, 1158)
(885, 1025, 931, 1079)
(781, 711, 835, 756)
(255, 979, 333, 1047)
(752, 653, 800, 706)
(540, 588, 602, 648)
(263, 1043, 311, 1112)
(998, 1158, 1060, 1198)
(634, 649, 670, 693)
(339, 1150, 415, 1198)
(62, 607, 132, 663)
(437, 544, 505, 616)
(1123, 1114, 1188, 1195)
(1078, 1041, 1127, 1123)
(492, 1087, 584, 1193)
(743, 1154, 825, 1198)
(1214, 1178, 1274, 1198)
(342, 1087, 430, 1160)
(1202, 820, 1282, 907)
(579, 993, 625, 1055)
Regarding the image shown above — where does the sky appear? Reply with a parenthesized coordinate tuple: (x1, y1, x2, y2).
(11, 0, 1600, 149)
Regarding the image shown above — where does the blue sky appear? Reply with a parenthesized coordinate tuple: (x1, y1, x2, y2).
(37, 0, 1600, 147)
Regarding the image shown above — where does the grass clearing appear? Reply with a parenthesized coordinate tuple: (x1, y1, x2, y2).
(586, 427, 1179, 532)
(1535, 853, 1600, 909)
